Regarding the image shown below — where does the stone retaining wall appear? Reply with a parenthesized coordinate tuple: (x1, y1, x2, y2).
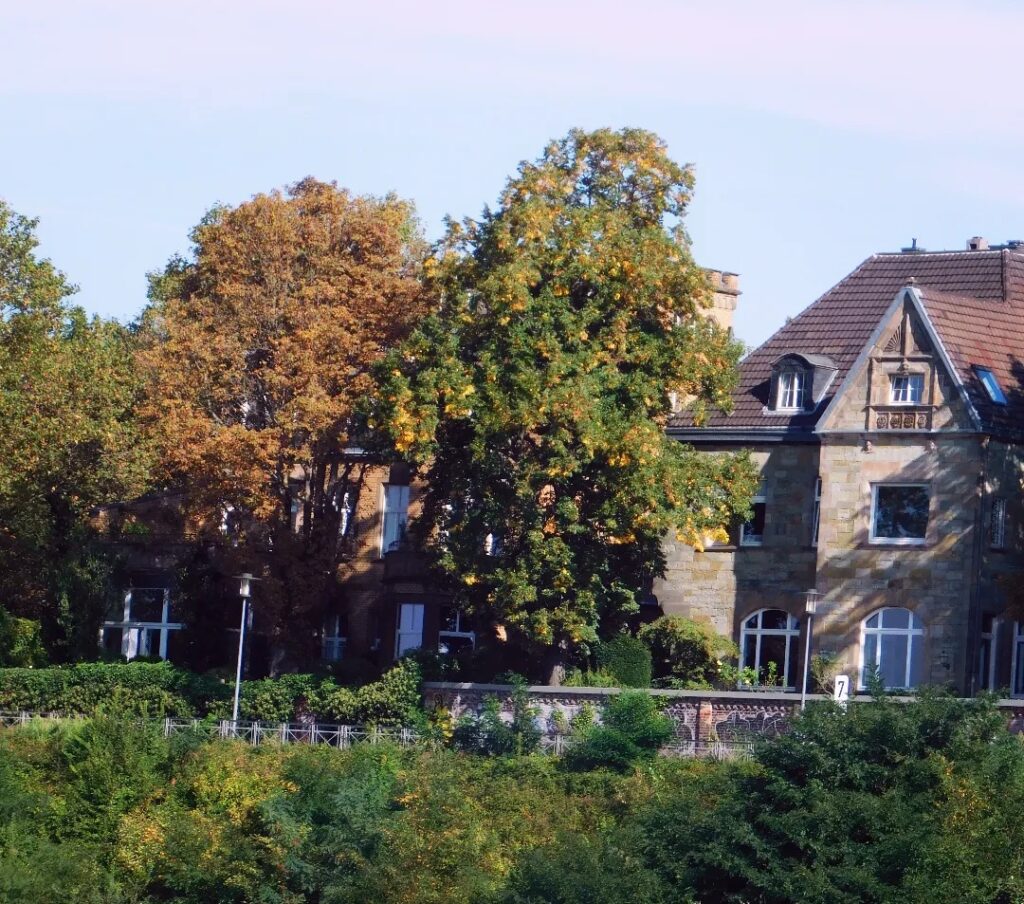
(423, 682, 1024, 745)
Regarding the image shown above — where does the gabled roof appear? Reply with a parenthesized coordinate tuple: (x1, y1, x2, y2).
(671, 249, 1024, 439)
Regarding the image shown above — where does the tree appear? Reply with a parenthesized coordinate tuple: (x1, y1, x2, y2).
(373, 128, 756, 678)
(139, 179, 427, 666)
(0, 200, 150, 658)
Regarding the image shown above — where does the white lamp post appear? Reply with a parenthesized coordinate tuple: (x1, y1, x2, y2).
(231, 573, 257, 723)
(800, 588, 820, 711)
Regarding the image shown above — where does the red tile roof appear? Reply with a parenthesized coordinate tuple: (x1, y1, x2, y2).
(672, 249, 1024, 438)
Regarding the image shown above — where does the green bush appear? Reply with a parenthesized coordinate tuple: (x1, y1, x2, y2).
(564, 691, 673, 772)
(0, 658, 422, 726)
(452, 684, 542, 756)
(638, 615, 737, 688)
(0, 610, 47, 668)
(0, 661, 228, 716)
(595, 633, 652, 687)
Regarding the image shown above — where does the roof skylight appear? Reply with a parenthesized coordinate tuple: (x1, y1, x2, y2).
(974, 366, 1007, 405)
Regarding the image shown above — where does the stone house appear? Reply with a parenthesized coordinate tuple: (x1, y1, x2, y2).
(661, 240, 1024, 695)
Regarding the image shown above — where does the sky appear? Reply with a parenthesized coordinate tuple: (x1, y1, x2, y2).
(4, 0, 1024, 349)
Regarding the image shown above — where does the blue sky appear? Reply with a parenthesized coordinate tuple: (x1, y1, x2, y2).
(4, 0, 1024, 348)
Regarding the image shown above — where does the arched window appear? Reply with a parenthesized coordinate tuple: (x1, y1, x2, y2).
(860, 607, 924, 690)
(740, 609, 800, 687)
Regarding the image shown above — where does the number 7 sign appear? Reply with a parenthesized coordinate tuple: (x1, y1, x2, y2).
(834, 674, 850, 708)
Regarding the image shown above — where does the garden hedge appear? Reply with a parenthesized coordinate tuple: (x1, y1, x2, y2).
(0, 658, 423, 725)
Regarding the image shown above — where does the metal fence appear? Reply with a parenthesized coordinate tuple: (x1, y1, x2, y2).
(0, 711, 755, 758)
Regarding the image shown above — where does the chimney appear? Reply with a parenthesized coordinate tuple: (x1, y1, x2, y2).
(967, 236, 989, 251)
(705, 270, 740, 333)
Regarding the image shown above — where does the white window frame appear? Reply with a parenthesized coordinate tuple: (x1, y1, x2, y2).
(978, 615, 998, 692)
(438, 609, 476, 655)
(380, 484, 410, 557)
(859, 607, 925, 690)
(889, 373, 924, 405)
(811, 476, 822, 547)
(1012, 622, 1024, 697)
(777, 370, 805, 411)
(322, 613, 347, 662)
(740, 480, 767, 547)
(869, 483, 930, 546)
(739, 609, 800, 688)
(99, 588, 183, 660)
(991, 497, 1007, 550)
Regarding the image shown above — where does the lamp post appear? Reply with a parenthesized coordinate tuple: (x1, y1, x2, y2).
(231, 573, 256, 723)
(800, 588, 820, 711)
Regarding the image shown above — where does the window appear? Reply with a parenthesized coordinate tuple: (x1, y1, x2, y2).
(978, 615, 998, 692)
(860, 607, 925, 689)
(99, 588, 183, 660)
(322, 613, 347, 662)
(381, 484, 410, 556)
(484, 532, 502, 556)
(812, 476, 822, 547)
(740, 481, 767, 546)
(1013, 623, 1024, 696)
(991, 497, 1007, 549)
(439, 606, 476, 655)
(870, 484, 929, 544)
(975, 366, 1007, 404)
(335, 490, 352, 540)
(889, 373, 924, 404)
(395, 602, 424, 657)
(740, 609, 800, 687)
(777, 370, 805, 410)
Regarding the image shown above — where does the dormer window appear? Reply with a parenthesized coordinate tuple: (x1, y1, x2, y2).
(777, 370, 806, 410)
(769, 353, 837, 414)
(890, 373, 924, 404)
(974, 366, 1007, 405)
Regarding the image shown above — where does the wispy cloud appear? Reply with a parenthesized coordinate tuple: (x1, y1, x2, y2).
(7, 1, 1024, 143)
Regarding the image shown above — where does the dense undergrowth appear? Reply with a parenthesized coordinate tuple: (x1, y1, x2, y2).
(2, 693, 1024, 903)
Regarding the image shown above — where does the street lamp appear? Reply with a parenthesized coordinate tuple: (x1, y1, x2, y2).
(231, 573, 257, 723)
(800, 589, 821, 711)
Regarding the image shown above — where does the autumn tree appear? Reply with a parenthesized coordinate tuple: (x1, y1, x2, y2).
(373, 128, 756, 678)
(0, 200, 151, 658)
(139, 179, 427, 666)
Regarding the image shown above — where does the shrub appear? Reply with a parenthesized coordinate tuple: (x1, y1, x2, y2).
(500, 832, 666, 903)
(0, 661, 228, 716)
(595, 633, 652, 688)
(564, 691, 673, 772)
(0, 610, 47, 668)
(638, 615, 737, 688)
(0, 658, 423, 726)
(452, 684, 542, 756)
(562, 668, 620, 688)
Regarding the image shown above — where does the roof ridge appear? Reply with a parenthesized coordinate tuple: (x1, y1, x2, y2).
(741, 253, 879, 357)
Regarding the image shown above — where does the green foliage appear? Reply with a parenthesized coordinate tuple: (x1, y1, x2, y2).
(0, 609, 47, 667)
(595, 633, 652, 687)
(452, 685, 542, 756)
(562, 668, 620, 688)
(0, 660, 227, 716)
(372, 128, 756, 668)
(564, 691, 673, 772)
(638, 692, 1018, 903)
(500, 832, 665, 904)
(1, 697, 1024, 901)
(638, 614, 737, 688)
(0, 200, 151, 661)
(0, 658, 422, 726)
